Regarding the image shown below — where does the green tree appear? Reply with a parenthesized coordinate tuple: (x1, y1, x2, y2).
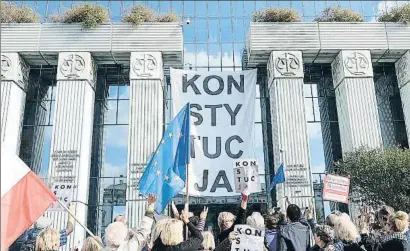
(335, 147, 410, 211)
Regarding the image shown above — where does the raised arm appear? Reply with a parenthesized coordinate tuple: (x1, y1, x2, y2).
(197, 206, 208, 232)
(179, 210, 204, 250)
(234, 193, 248, 226)
(127, 194, 157, 249)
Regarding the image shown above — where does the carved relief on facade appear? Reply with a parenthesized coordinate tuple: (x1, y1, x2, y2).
(395, 51, 410, 88)
(57, 52, 96, 85)
(268, 51, 303, 79)
(343, 51, 370, 76)
(1, 53, 30, 91)
(130, 52, 163, 80)
(331, 50, 373, 88)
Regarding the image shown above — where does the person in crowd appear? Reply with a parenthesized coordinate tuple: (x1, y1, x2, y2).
(35, 228, 60, 251)
(114, 215, 126, 224)
(217, 193, 248, 243)
(171, 202, 207, 233)
(378, 211, 409, 251)
(82, 236, 103, 251)
(377, 206, 395, 235)
(21, 204, 75, 251)
(247, 212, 265, 228)
(151, 210, 203, 251)
(277, 204, 311, 251)
(407, 212, 410, 251)
(103, 194, 157, 251)
(146, 218, 169, 250)
(265, 213, 280, 251)
(333, 218, 362, 251)
(246, 212, 270, 251)
(312, 225, 334, 251)
(359, 205, 396, 251)
(201, 231, 216, 251)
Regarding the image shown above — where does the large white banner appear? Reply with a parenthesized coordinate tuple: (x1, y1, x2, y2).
(171, 68, 256, 196)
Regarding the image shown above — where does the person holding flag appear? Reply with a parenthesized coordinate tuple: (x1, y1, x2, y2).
(138, 103, 191, 214)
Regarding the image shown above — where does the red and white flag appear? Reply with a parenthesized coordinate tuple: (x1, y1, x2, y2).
(1, 146, 57, 251)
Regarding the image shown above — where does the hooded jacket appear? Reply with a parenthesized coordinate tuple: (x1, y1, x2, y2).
(278, 221, 311, 251)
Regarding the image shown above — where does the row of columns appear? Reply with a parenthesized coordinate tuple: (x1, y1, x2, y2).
(267, 50, 410, 208)
(1, 51, 164, 248)
(1, 49, 409, 244)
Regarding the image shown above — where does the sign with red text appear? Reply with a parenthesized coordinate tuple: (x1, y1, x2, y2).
(233, 159, 261, 195)
(323, 174, 350, 203)
(48, 182, 74, 211)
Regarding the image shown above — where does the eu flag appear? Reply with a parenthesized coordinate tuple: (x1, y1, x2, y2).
(138, 103, 191, 214)
(269, 163, 285, 191)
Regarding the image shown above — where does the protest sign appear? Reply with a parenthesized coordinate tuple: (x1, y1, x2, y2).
(323, 174, 350, 203)
(48, 182, 74, 211)
(231, 224, 265, 251)
(233, 159, 261, 195)
(171, 68, 257, 196)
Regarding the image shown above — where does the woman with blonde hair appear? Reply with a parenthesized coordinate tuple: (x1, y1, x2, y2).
(82, 236, 103, 251)
(35, 228, 60, 251)
(152, 210, 203, 251)
(201, 231, 215, 251)
(378, 211, 408, 251)
(333, 219, 361, 251)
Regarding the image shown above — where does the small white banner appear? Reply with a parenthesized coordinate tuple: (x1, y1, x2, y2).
(48, 182, 74, 211)
(233, 159, 261, 195)
(231, 224, 265, 251)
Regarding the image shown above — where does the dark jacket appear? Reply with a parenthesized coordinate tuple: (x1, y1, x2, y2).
(152, 222, 203, 251)
(214, 237, 232, 251)
(378, 232, 408, 251)
(217, 207, 247, 244)
(277, 220, 311, 251)
(334, 240, 364, 251)
(379, 239, 407, 251)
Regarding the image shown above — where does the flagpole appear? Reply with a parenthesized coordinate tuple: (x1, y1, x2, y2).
(185, 103, 191, 240)
(280, 149, 286, 209)
(56, 200, 103, 248)
(185, 162, 190, 240)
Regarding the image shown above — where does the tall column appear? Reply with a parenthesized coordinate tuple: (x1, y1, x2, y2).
(126, 52, 164, 228)
(46, 52, 96, 249)
(1, 53, 30, 155)
(331, 50, 382, 152)
(395, 51, 410, 146)
(267, 51, 314, 210)
(375, 75, 397, 148)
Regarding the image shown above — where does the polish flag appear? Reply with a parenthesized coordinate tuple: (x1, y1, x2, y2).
(1, 146, 57, 251)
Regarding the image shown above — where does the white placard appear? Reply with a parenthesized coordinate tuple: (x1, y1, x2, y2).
(48, 182, 74, 211)
(231, 225, 265, 251)
(233, 159, 261, 195)
(323, 174, 350, 204)
(171, 68, 257, 196)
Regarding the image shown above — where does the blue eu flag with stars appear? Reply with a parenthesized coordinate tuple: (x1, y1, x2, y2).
(269, 163, 285, 191)
(138, 103, 191, 214)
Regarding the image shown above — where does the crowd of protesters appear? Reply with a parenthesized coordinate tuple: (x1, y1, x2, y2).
(16, 194, 409, 251)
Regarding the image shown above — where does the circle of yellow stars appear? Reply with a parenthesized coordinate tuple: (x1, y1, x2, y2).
(152, 130, 184, 182)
